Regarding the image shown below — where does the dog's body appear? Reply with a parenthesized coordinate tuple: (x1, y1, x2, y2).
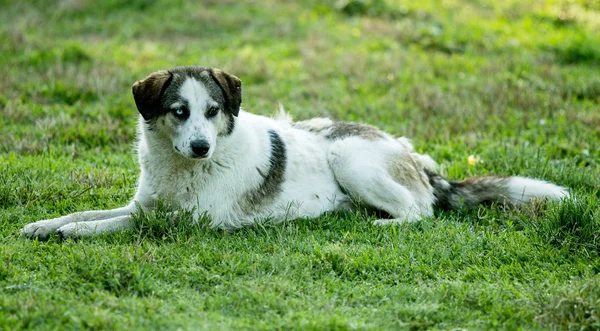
(22, 66, 569, 239)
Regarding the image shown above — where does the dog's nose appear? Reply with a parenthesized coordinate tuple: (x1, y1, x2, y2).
(190, 140, 210, 158)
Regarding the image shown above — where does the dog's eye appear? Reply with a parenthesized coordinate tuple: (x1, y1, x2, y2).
(206, 106, 219, 119)
(172, 107, 188, 120)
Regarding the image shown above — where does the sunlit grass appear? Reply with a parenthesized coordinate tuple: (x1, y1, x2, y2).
(1, 0, 599, 329)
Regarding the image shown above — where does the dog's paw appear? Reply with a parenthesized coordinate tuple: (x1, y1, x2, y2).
(21, 220, 65, 240)
(373, 218, 404, 226)
(373, 218, 419, 226)
(55, 223, 94, 239)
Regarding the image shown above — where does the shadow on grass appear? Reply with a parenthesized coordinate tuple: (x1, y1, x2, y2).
(129, 200, 209, 243)
(128, 198, 382, 243)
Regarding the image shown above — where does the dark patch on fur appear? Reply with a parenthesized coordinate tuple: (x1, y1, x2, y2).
(242, 130, 287, 213)
(132, 66, 241, 135)
(132, 70, 173, 121)
(387, 153, 431, 195)
(326, 122, 385, 140)
(256, 167, 267, 179)
(292, 121, 331, 133)
(207, 68, 240, 137)
(207, 68, 242, 117)
(292, 120, 385, 140)
(424, 169, 510, 210)
(222, 112, 236, 136)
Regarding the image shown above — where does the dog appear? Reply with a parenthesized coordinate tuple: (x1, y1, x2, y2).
(21, 66, 569, 239)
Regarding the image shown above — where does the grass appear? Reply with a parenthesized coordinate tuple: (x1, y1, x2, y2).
(1, 0, 599, 329)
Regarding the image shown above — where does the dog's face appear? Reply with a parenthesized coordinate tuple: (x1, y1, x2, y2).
(132, 66, 242, 159)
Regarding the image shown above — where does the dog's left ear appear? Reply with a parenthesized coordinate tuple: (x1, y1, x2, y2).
(132, 70, 173, 120)
(210, 69, 242, 117)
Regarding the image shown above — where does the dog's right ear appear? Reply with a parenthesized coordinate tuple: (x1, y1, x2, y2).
(132, 70, 173, 120)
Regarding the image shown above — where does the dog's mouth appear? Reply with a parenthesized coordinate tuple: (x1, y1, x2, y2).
(189, 153, 212, 160)
(173, 146, 213, 160)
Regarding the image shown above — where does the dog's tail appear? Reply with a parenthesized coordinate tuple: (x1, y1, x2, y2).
(423, 169, 569, 210)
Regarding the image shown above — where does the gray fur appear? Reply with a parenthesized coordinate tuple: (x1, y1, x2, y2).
(292, 119, 331, 134)
(241, 130, 287, 213)
(424, 169, 510, 210)
(293, 120, 385, 140)
(326, 122, 385, 140)
(386, 153, 432, 197)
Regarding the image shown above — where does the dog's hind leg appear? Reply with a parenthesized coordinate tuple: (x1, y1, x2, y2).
(21, 203, 138, 240)
(328, 138, 435, 225)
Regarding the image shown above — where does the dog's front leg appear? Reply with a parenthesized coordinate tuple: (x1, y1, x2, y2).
(21, 203, 138, 240)
(56, 209, 185, 239)
(55, 215, 132, 239)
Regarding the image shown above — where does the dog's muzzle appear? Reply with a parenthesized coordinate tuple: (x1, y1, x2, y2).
(190, 140, 210, 158)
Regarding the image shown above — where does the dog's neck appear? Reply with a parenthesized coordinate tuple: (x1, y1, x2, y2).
(137, 115, 254, 174)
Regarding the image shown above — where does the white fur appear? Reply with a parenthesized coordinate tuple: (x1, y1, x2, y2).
(506, 177, 569, 203)
(21, 76, 568, 239)
(168, 79, 218, 159)
(136, 110, 354, 229)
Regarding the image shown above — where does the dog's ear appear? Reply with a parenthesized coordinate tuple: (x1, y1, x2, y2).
(210, 69, 242, 117)
(132, 70, 173, 120)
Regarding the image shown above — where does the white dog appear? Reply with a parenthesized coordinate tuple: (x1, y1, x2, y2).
(22, 66, 569, 239)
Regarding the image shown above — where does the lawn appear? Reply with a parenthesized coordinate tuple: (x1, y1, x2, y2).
(1, 0, 599, 329)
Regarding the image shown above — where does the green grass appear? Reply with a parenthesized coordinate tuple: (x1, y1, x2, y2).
(1, 0, 599, 329)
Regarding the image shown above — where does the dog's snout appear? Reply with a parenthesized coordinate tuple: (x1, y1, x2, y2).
(190, 140, 210, 158)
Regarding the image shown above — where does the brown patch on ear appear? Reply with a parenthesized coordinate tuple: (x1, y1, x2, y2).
(210, 68, 242, 117)
(132, 70, 173, 120)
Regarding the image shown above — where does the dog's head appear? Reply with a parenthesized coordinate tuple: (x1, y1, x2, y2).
(132, 66, 242, 160)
